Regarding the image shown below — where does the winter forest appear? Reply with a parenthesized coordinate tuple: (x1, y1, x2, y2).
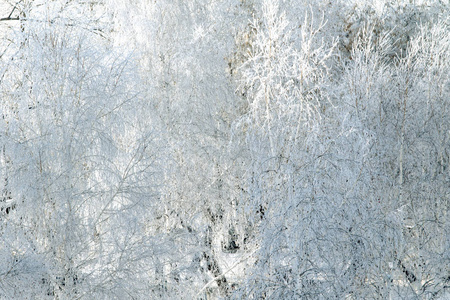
(0, 0, 449, 299)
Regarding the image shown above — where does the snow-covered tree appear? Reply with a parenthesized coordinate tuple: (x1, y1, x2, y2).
(0, 0, 448, 299)
(0, 1, 168, 298)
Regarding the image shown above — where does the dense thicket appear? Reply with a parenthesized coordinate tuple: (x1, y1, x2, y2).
(0, 0, 449, 299)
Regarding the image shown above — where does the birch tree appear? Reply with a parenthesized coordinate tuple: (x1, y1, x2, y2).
(0, 1, 168, 298)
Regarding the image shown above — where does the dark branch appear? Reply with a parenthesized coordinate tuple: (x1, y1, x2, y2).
(397, 259, 417, 283)
(0, 1, 21, 22)
(0, 16, 19, 22)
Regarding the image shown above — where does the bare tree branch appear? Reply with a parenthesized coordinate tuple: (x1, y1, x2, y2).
(0, 0, 22, 22)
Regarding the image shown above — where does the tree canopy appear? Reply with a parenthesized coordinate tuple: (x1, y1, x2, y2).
(0, 0, 449, 299)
